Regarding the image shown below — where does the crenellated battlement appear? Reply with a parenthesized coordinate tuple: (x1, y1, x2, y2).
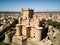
(22, 8, 34, 11)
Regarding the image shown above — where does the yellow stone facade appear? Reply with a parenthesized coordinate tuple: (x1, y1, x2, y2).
(15, 8, 43, 42)
(12, 8, 43, 45)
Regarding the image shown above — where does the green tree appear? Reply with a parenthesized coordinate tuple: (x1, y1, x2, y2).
(46, 19, 60, 30)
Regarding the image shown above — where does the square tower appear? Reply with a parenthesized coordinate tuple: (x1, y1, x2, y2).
(22, 8, 34, 19)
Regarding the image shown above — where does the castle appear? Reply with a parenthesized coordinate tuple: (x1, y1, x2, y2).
(12, 8, 43, 45)
(4, 8, 60, 45)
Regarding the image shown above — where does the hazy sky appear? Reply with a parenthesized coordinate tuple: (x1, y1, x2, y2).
(0, 0, 60, 12)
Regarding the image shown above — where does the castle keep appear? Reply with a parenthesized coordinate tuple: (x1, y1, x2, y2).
(12, 8, 43, 45)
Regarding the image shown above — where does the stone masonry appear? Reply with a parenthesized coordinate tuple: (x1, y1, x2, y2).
(12, 8, 43, 45)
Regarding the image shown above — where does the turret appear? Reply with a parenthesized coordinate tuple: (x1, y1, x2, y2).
(22, 8, 34, 19)
(15, 24, 22, 36)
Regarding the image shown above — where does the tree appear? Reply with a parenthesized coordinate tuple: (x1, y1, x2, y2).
(46, 19, 60, 30)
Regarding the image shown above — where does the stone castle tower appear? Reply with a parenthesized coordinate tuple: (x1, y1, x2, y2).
(12, 8, 43, 45)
